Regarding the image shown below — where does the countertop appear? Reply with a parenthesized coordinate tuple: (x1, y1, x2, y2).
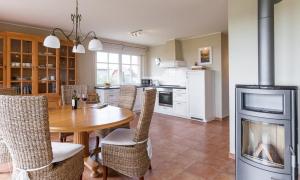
(95, 85, 186, 90)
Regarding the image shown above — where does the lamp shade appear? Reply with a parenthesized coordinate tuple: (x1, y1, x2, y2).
(72, 44, 86, 54)
(88, 38, 103, 51)
(43, 35, 60, 48)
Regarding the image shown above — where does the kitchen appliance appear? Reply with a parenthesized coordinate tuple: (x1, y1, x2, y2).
(141, 79, 153, 86)
(157, 88, 173, 107)
(187, 70, 214, 122)
(236, 0, 298, 180)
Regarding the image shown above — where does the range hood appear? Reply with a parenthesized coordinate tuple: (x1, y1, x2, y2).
(159, 39, 186, 68)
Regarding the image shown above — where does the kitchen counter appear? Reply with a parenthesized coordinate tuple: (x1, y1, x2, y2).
(95, 85, 186, 90)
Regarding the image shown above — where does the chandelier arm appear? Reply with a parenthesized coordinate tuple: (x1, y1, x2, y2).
(81, 31, 98, 43)
(52, 28, 72, 41)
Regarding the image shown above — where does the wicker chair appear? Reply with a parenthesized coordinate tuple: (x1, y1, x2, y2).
(60, 85, 88, 142)
(0, 95, 84, 179)
(94, 85, 137, 148)
(0, 88, 17, 170)
(100, 89, 156, 180)
(61, 85, 88, 106)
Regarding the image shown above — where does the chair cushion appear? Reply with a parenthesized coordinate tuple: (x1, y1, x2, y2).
(51, 142, 84, 163)
(100, 128, 152, 159)
(100, 128, 136, 146)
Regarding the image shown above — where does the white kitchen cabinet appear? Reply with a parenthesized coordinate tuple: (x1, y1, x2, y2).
(96, 89, 120, 106)
(173, 101, 188, 117)
(173, 89, 188, 118)
(187, 70, 214, 122)
(96, 88, 143, 112)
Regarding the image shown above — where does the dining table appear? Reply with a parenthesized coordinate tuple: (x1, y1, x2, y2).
(48, 104, 134, 177)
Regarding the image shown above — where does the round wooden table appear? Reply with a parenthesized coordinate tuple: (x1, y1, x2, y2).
(49, 105, 134, 177)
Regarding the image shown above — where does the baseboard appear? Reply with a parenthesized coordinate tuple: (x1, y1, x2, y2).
(215, 116, 229, 121)
(228, 153, 235, 160)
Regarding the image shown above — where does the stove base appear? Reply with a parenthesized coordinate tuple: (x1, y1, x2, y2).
(237, 160, 291, 180)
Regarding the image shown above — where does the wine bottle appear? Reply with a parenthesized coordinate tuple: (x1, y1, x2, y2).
(72, 90, 78, 110)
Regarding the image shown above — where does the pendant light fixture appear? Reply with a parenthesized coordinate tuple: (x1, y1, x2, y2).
(43, 0, 103, 53)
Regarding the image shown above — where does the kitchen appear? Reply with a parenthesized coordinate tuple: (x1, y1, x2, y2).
(94, 33, 229, 122)
(0, 0, 299, 179)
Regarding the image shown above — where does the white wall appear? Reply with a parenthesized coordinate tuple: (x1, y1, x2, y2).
(228, 0, 300, 154)
(147, 33, 229, 118)
(77, 47, 97, 91)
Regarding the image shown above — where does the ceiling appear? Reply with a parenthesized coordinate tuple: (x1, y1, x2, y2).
(0, 0, 228, 46)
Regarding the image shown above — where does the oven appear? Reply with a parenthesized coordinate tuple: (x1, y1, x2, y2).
(157, 88, 173, 107)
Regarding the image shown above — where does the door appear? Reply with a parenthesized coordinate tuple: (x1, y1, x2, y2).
(187, 71, 204, 119)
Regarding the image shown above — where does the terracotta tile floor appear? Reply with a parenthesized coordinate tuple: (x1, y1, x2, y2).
(0, 113, 235, 180)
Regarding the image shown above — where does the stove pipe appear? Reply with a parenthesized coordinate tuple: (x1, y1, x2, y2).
(258, 0, 281, 86)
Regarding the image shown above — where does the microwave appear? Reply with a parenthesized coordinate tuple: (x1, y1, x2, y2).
(141, 79, 153, 86)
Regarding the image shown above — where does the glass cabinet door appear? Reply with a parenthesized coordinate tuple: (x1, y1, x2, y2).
(60, 45, 68, 86)
(241, 118, 285, 169)
(0, 37, 4, 87)
(38, 42, 57, 94)
(68, 46, 76, 85)
(9, 38, 33, 95)
(60, 44, 76, 87)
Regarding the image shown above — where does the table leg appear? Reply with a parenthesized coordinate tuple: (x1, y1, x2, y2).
(73, 132, 100, 178)
(73, 132, 89, 157)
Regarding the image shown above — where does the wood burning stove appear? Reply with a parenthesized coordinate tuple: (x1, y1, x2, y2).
(236, 0, 298, 179)
(236, 85, 298, 180)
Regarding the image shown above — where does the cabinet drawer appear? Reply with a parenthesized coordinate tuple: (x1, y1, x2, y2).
(105, 89, 120, 95)
(173, 89, 186, 94)
(173, 101, 188, 117)
(173, 89, 187, 102)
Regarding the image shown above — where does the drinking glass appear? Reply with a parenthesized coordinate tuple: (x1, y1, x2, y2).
(81, 93, 88, 108)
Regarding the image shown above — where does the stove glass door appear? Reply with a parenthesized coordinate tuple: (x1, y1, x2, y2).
(241, 118, 285, 169)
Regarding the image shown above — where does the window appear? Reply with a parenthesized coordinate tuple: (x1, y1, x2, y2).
(122, 55, 141, 84)
(96, 52, 141, 85)
(96, 52, 120, 85)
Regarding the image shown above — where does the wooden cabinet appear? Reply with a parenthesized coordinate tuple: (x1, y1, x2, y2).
(59, 44, 76, 86)
(7, 34, 36, 95)
(0, 32, 77, 96)
(37, 41, 59, 94)
(0, 33, 6, 87)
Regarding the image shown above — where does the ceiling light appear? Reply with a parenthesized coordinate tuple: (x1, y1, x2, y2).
(130, 30, 143, 37)
(88, 38, 103, 51)
(72, 43, 86, 54)
(44, 0, 103, 53)
(43, 35, 60, 48)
